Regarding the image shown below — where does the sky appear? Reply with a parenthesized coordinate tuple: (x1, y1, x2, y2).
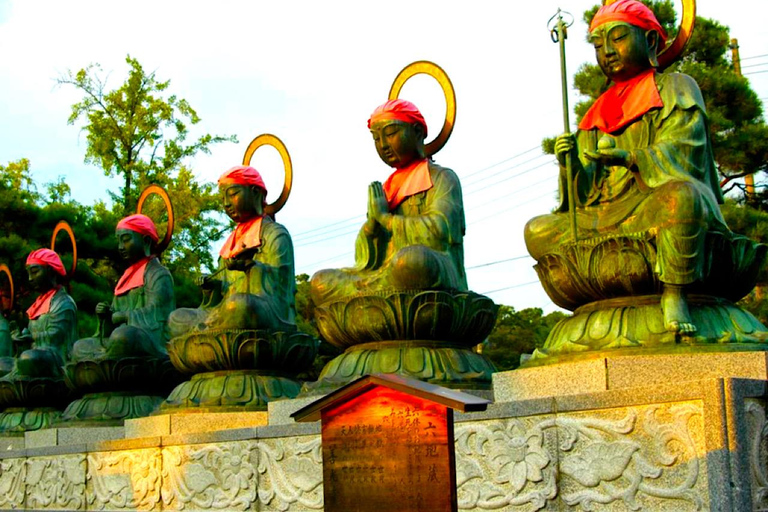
(1, 0, 767, 314)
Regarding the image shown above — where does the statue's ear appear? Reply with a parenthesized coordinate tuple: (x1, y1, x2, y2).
(413, 122, 426, 141)
(142, 235, 154, 255)
(646, 29, 660, 67)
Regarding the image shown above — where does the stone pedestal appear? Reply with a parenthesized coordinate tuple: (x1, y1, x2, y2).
(0, 351, 764, 510)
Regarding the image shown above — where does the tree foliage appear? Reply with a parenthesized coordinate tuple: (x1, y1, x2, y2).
(483, 306, 567, 371)
(58, 55, 238, 279)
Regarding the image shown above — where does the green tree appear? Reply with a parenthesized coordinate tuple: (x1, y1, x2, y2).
(58, 55, 238, 285)
(0, 159, 115, 338)
(483, 306, 567, 371)
(57, 55, 235, 214)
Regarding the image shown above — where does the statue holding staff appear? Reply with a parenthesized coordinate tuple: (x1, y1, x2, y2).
(525, 0, 729, 335)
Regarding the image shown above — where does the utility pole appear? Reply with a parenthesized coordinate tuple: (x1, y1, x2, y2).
(730, 38, 755, 196)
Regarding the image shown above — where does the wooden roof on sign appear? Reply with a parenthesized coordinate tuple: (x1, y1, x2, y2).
(291, 373, 490, 422)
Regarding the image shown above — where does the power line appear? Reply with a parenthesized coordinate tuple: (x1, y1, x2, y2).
(466, 255, 529, 270)
(741, 53, 768, 61)
(741, 61, 768, 69)
(290, 147, 546, 242)
(469, 188, 558, 226)
(465, 160, 555, 197)
(744, 70, 768, 76)
(294, 224, 361, 247)
(293, 214, 363, 239)
(481, 280, 541, 295)
(293, 216, 364, 243)
(461, 145, 541, 180)
(463, 152, 551, 189)
(466, 173, 558, 211)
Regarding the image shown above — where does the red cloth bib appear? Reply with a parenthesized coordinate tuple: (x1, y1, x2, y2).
(26, 286, 61, 320)
(114, 257, 152, 296)
(382, 159, 432, 210)
(579, 69, 663, 134)
(219, 216, 263, 259)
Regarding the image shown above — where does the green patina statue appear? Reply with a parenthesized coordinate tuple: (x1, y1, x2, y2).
(310, 99, 467, 306)
(72, 215, 175, 361)
(1, 250, 77, 379)
(162, 164, 316, 411)
(0, 249, 77, 432)
(61, 213, 178, 424)
(307, 97, 497, 389)
(525, 0, 766, 360)
(168, 166, 296, 336)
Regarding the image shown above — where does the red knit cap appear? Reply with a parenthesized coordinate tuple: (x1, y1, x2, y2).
(116, 214, 160, 243)
(26, 249, 67, 276)
(368, 99, 428, 137)
(218, 166, 268, 195)
(590, 0, 668, 47)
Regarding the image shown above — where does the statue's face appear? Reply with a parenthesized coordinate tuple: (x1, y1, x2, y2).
(219, 184, 264, 223)
(116, 229, 150, 263)
(26, 264, 54, 292)
(370, 120, 423, 169)
(590, 22, 653, 81)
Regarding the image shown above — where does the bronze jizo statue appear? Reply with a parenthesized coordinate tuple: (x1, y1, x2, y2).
(72, 215, 174, 360)
(525, 0, 766, 361)
(169, 166, 296, 336)
(62, 211, 179, 423)
(308, 89, 497, 390)
(310, 99, 467, 305)
(4, 250, 77, 378)
(0, 249, 77, 432)
(163, 161, 316, 411)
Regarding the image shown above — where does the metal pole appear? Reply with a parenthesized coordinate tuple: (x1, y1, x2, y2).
(553, 10, 578, 242)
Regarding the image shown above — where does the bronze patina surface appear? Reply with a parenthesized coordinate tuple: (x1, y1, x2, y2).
(163, 138, 317, 411)
(525, 2, 767, 362)
(308, 62, 497, 390)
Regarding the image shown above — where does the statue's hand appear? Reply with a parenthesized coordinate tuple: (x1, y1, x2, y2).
(12, 328, 32, 345)
(368, 182, 390, 226)
(584, 148, 633, 168)
(111, 311, 128, 325)
(555, 133, 576, 167)
(95, 302, 112, 318)
(225, 258, 253, 272)
(196, 274, 211, 287)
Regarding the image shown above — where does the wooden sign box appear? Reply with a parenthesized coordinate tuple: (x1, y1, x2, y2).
(293, 374, 489, 512)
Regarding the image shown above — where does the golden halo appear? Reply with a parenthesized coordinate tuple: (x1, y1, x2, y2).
(0, 264, 13, 313)
(602, 0, 696, 70)
(136, 185, 175, 254)
(242, 134, 293, 217)
(388, 60, 456, 157)
(50, 220, 78, 279)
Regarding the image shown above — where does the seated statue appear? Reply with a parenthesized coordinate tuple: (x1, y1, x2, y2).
(168, 165, 297, 337)
(310, 99, 467, 307)
(1, 249, 77, 379)
(72, 214, 175, 361)
(524, 0, 732, 336)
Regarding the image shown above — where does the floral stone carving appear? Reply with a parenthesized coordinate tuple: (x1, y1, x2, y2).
(27, 454, 86, 511)
(0, 457, 25, 510)
(160, 437, 323, 511)
(455, 402, 705, 510)
(87, 449, 162, 511)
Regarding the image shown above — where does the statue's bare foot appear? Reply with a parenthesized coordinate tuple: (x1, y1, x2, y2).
(661, 284, 697, 335)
